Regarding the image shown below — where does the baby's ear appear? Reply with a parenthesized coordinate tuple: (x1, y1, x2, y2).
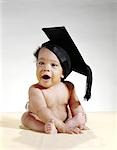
(61, 75, 64, 78)
(36, 62, 38, 67)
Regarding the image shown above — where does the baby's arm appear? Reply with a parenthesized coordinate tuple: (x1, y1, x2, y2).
(28, 86, 72, 133)
(65, 82, 87, 129)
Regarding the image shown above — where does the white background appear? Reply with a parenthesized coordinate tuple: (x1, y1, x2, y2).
(0, 0, 117, 112)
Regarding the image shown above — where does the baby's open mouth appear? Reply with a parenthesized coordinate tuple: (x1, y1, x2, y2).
(42, 75, 51, 80)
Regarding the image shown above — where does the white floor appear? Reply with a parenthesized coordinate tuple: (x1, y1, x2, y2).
(0, 112, 117, 150)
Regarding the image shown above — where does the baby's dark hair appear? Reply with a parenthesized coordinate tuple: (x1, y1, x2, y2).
(34, 42, 58, 60)
(34, 47, 41, 60)
(33, 41, 71, 81)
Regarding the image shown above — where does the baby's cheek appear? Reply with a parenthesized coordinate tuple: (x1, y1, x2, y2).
(36, 71, 40, 81)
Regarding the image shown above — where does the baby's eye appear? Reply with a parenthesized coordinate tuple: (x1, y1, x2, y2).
(51, 63, 58, 67)
(38, 61, 45, 65)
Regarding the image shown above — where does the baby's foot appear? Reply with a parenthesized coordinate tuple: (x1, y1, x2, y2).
(79, 125, 89, 130)
(44, 120, 57, 134)
(75, 112, 86, 124)
(72, 127, 83, 134)
(65, 112, 86, 129)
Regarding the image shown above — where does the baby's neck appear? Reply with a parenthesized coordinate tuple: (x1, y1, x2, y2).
(33, 83, 47, 89)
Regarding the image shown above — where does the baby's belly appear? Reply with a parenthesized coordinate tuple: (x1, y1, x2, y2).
(28, 103, 68, 122)
(50, 106, 68, 122)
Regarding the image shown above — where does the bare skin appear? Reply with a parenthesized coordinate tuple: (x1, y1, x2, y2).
(45, 120, 57, 134)
(21, 48, 87, 134)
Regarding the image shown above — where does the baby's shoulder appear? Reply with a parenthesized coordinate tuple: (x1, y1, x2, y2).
(63, 81, 75, 92)
(28, 83, 42, 94)
(29, 83, 45, 90)
(64, 81, 74, 87)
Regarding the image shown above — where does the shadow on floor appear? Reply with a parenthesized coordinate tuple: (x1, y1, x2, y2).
(14, 129, 97, 150)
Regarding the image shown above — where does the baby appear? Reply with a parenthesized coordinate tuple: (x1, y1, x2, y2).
(21, 27, 92, 134)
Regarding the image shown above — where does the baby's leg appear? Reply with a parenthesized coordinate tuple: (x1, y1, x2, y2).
(21, 112, 45, 132)
(65, 112, 87, 130)
(21, 112, 58, 134)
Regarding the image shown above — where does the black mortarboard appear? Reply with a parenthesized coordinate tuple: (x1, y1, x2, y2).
(42, 26, 92, 101)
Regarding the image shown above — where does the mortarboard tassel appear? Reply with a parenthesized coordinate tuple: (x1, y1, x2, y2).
(84, 65, 93, 101)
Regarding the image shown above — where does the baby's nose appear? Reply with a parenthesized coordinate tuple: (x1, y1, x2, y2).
(43, 64, 51, 71)
(43, 68, 50, 72)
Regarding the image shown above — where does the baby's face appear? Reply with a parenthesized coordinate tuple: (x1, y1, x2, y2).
(36, 47, 64, 88)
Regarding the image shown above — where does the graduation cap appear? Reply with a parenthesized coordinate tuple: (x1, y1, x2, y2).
(41, 26, 92, 101)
